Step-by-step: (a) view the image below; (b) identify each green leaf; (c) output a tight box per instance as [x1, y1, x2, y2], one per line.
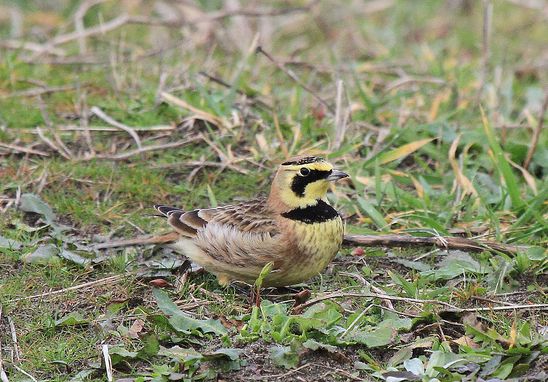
[357, 197, 388, 230]
[158, 346, 202, 363]
[205, 348, 242, 361]
[254, 261, 274, 289]
[138, 334, 160, 358]
[109, 346, 138, 365]
[422, 251, 489, 280]
[58, 249, 91, 266]
[404, 358, 425, 376]
[348, 325, 394, 348]
[54, 312, 88, 327]
[269, 345, 300, 369]
[19, 193, 56, 223]
[302, 339, 338, 353]
[22, 244, 61, 264]
[480, 108, 523, 209]
[0, 236, 22, 249]
[153, 288, 227, 336]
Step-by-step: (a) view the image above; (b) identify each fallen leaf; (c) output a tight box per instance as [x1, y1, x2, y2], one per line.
[128, 319, 145, 339]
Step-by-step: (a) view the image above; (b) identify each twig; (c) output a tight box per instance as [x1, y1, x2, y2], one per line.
[523, 89, 547, 168]
[102, 345, 113, 382]
[477, 0, 493, 101]
[54, 125, 174, 132]
[250, 364, 312, 380]
[90, 106, 142, 149]
[0, 142, 49, 157]
[7, 274, 126, 303]
[256, 46, 335, 114]
[2, 85, 78, 99]
[85, 136, 201, 161]
[292, 291, 548, 315]
[35, 126, 72, 160]
[98, 232, 520, 257]
[332, 79, 348, 150]
[292, 291, 461, 314]
[9, 365, 36, 382]
[343, 234, 520, 256]
[385, 76, 446, 92]
[7, 317, 20, 364]
[74, 0, 107, 54]
[0, 306, 8, 382]
[0, 39, 65, 56]
[93, 232, 179, 250]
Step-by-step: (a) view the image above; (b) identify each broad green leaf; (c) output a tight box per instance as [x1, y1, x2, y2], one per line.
[303, 339, 338, 353]
[0, 236, 22, 249]
[153, 288, 227, 336]
[58, 249, 91, 266]
[19, 193, 56, 223]
[138, 334, 160, 358]
[108, 346, 138, 365]
[269, 345, 299, 369]
[205, 348, 241, 361]
[421, 251, 488, 280]
[22, 244, 60, 264]
[55, 312, 88, 327]
[348, 326, 394, 348]
[158, 346, 202, 363]
[377, 138, 434, 165]
[388, 347, 413, 367]
[404, 358, 425, 376]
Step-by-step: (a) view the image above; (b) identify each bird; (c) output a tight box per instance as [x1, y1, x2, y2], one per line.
[153, 156, 348, 287]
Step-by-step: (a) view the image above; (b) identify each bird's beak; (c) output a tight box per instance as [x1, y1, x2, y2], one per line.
[326, 169, 349, 182]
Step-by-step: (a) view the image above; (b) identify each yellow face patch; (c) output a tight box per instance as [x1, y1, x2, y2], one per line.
[277, 158, 334, 208]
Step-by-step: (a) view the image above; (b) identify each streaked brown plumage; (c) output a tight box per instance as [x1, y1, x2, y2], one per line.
[154, 156, 348, 287]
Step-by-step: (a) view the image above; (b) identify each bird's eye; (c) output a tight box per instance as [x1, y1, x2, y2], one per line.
[299, 168, 310, 176]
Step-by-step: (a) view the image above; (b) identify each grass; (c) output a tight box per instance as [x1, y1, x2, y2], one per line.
[0, 0, 547, 381]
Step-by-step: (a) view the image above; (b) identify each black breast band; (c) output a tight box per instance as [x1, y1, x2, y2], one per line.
[281, 199, 339, 224]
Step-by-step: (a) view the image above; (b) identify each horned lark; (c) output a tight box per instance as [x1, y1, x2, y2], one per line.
[154, 156, 348, 287]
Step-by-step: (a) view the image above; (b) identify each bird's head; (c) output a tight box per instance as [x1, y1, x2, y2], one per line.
[269, 156, 348, 210]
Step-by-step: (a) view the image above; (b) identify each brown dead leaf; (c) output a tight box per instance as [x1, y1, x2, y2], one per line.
[128, 319, 145, 339]
[453, 335, 480, 349]
[149, 279, 171, 288]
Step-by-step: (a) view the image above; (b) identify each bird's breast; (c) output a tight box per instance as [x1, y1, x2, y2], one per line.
[278, 215, 344, 283]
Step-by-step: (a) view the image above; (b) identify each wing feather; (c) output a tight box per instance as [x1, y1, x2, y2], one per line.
[154, 198, 279, 237]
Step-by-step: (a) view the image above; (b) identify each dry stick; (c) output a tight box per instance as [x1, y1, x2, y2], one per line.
[35, 126, 72, 160]
[343, 234, 519, 256]
[86, 136, 201, 161]
[74, 0, 107, 54]
[102, 345, 113, 382]
[0, 306, 8, 382]
[477, 0, 493, 101]
[0, 142, 49, 157]
[93, 232, 180, 250]
[7, 274, 125, 303]
[0, 39, 66, 55]
[256, 46, 335, 114]
[90, 106, 142, 149]
[94, 232, 520, 256]
[55, 125, 174, 132]
[292, 291, 548, 314]
[2, 84, 78, 98]
[523, 89, 547, 169]
[7, 317, 20, 364]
